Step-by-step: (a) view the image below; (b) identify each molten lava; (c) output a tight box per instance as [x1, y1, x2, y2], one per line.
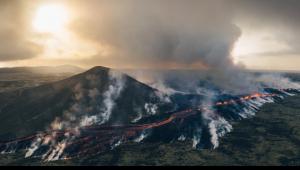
[0, 91, 288, 160]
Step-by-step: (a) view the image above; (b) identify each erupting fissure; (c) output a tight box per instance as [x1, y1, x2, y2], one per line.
[0, 90, 297, 161]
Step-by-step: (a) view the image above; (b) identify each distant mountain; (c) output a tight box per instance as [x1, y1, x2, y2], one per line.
[0, 65, 85, 93]
[0, 65, 84, 75]
[0, 66, 172, 140]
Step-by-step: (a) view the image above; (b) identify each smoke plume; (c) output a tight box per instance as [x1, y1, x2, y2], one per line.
[71, 0, 264, 92]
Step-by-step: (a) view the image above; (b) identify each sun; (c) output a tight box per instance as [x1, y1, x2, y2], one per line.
[32, 4, 70, 34]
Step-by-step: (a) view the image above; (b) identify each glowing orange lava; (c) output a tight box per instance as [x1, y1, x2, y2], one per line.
[0, 91, 284, 160]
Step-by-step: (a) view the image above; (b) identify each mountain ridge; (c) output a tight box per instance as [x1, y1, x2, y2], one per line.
[0, 65, 84, 74]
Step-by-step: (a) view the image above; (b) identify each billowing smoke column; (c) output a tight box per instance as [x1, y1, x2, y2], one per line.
[72, 0, 259, 93]
[72, 0, 300, 95]
[74, 0, 283, 94]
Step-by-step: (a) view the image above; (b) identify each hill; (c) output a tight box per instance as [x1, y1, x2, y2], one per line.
[0, 66, 170, 140]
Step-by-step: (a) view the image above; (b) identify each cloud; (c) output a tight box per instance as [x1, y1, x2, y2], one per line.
[0, 0, 42, 61]
[232, 0, 300, 56]
[1, 0, 300, 69]
[69, 0, 271, 93]
[71, 0, 240, 70]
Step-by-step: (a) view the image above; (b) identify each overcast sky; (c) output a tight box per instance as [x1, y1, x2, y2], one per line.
[0, 0, 299, 71]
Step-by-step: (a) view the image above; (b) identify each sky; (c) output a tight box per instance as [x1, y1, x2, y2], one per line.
[0, 0, 300, 71]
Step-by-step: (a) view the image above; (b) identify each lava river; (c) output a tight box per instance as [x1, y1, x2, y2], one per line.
[0, 89, 297, 161]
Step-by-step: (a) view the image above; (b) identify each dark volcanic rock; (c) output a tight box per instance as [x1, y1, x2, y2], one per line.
[0, 66, 170, 140]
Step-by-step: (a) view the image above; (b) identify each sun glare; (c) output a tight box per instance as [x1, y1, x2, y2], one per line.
[30, 3, 98, 60]
[32, 4, 69, 34]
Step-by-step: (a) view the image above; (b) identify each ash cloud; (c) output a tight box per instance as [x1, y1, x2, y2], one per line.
[72, 0, 268, 93]
[69, 0, 300, 74]
[72, 0, 300, 94]
[72, 0, 240, 69]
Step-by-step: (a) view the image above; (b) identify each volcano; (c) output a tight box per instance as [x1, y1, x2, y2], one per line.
[0, 66, 172, 140]
[0, 66, 299, 161]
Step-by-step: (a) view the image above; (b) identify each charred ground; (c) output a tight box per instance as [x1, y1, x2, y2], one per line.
[0, 67, 299, 165]
[0, 94, 299, 166]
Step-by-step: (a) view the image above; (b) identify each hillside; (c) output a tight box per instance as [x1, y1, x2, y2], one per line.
[0, 94, 299, 166]
[0, 66, 170, 140]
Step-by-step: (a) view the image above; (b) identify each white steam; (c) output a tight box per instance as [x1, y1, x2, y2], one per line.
[98, 70, 126, 124]
[257, 74, 300, 90]
[199, 89, 233, 149]
[134, 131, 150, 143]
[144, 103, 158, 115]
[178, 135, 186, 142]
[21, 69, 127, 161]
[201, 108, 233, 149]
[25, 137, 42, 158]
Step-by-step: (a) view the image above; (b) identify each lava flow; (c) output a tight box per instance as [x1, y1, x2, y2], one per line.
[215, 93, 277, 106]
[0, 90, 292, 160]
